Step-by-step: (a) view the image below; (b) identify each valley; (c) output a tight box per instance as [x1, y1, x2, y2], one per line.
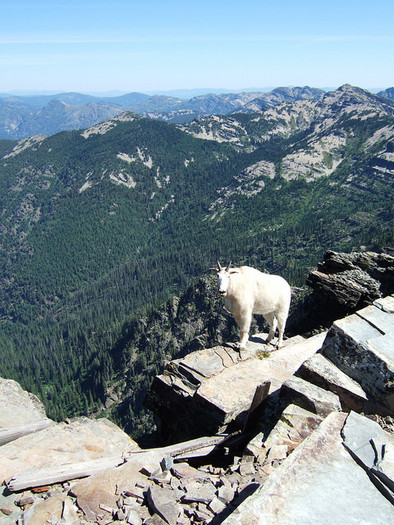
[0, 84, 392, 438]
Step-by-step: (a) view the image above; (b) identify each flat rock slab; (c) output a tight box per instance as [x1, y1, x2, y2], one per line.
[321, 299, 394, 412]
[342, 411, 394, 498]
[295, 353, 368, 412]
[149, 332, 326, 438]
[146, 333, 326, 439]
[0, 378, 47, 427]
[176, 345, 239, 380]
[374, 295, 394, 313]
[0, 417, 139, 483]
[223, 412, 394, 524]
[279, 376, 341, 417]
[199, 332, 326, 406]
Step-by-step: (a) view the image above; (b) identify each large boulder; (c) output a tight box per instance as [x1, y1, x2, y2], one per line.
[321, 296, 394, 414]
[289, 250, 394, 334]
[0, 378, 48, 427]
[145, 332, 327, 442]
[295, 352, 368, 412]
[222, 412, 394, 524]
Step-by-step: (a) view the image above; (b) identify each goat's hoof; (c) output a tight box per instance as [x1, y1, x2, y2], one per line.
[236, 342, 246, 352]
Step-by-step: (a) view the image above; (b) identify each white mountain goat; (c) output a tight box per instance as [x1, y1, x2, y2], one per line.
[215, 262, 291, 349]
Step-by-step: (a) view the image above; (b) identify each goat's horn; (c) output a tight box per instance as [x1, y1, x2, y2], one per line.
[225, 261, 232, 272]
[217, 261, 223, 271]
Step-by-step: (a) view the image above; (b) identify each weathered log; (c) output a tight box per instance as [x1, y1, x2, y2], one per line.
[0, 419, 55, 446]
[126, 434, 228, 461]
[6, 456, 124, 492]
[6, 435, 230, 492]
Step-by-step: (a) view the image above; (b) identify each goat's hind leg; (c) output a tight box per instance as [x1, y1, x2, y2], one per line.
[263, 312, 277, 345]
[276, 310, 288, 349]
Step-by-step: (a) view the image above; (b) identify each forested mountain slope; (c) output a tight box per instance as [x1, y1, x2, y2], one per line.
[0, 84, 392, 436]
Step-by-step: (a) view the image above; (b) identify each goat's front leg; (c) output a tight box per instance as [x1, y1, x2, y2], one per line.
[236, 311, 252, 349]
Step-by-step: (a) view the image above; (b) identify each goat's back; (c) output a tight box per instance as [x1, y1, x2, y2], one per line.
[229, 266, 291, 315]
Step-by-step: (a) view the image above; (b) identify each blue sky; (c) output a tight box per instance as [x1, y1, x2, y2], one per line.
[1, 0, 393, 95]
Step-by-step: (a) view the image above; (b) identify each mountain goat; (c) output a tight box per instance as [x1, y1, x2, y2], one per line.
[215, 262, 291, 349]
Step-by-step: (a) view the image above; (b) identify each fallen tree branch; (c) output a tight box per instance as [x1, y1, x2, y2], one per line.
[6, 456, 124, 492]
[0, 419, 55, 446]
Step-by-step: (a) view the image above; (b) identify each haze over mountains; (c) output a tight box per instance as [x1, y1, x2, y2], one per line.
[0, 83, 393, 432]
[1, 85, 392, 141]
[0, 85, 380, 140]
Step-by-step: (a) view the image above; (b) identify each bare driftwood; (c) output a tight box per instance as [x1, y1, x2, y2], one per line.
[6, 435, 233, 492]
[6, 456, 124, 492]
[7, 429, 252, 492]
[0, 419, 55, 446]
[124, 434, 229, 462]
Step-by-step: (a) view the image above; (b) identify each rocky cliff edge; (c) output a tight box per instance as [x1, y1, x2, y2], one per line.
[0, 251, 393, 524]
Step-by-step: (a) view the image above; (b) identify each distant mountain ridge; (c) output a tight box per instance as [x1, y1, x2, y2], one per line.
[0, 86, 327, 139]
[378, 87, 394, 102]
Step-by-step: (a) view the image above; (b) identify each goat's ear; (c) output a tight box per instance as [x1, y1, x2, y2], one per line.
[209, 267, 219, 272]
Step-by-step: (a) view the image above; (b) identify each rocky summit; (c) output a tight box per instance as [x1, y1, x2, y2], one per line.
[0, 251, 393, 524]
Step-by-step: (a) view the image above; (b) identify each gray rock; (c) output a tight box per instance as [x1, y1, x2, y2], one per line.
[145, 514, 168, 525]
[279, 376, 342, 416]
[125, 507, 143, 525]
[0, 417, 139, 484]
[0, 378, 47, 427]
[171, 462, 210, 481]
[295, 352, 368, 412]
[160, 456, 174, 472]
[146, 486, 181, 525]
[192, 504, 215, 522]
[265, 444, 288, 464]
[321, 301, 394, 412]
[124, 485, 145, 502]
[245, 404, 324, 473]
[208, 496, 227, 515]
[217, 485, 235, 504]
[21, 492, 68, 525]
[341, 411, 388, 467]
[239, 461, 256, 477]
[374, 295, 394, 313]
[0, 489, 21, 524]
[341, 411, 394, 498]
[244, 432, 265, 457]
[222, 412, 394, 524]
[306, 250, 393, 311]
[306, 267, 381, 309]
[181, 480, 216, 504]
[61, 498, 80, 523]
[370, 438, 394, 494]
[147, 332, 326, 440]
[150, 470, 172, 485]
